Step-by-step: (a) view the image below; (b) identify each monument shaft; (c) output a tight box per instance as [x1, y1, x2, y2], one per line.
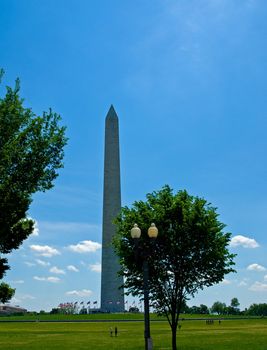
[101, 106, 124, 312]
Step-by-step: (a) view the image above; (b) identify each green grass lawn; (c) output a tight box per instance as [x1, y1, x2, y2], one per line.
[0, 312, 155, 322]
[0, 318, 266, 349]
[0, 312, 258, 322]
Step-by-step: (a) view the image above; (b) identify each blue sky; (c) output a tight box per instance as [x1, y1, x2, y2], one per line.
[1, 0, 267, 312]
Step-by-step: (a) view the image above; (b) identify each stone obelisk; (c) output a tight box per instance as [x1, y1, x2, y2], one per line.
[101, 105, 124, 312]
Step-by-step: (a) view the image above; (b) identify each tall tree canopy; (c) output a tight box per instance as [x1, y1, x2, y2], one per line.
[0, 282, 15, 304]
[247, 303, 267, 316]
[114, 185, 235, 350]
[0, 70, 67, 301]
[211, 301, 227, 315]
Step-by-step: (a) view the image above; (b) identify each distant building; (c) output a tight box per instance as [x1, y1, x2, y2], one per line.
[0, 304, 27, 315]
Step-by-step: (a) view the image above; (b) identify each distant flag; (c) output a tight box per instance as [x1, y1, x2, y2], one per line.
[116, 301, 121, 304]
[125, 300, 128, 304]
[132, 301, 135, 305]
[93, 301, 97, 305]
[80, 301, 84, 305]
[108, 301, 113, 304]
[74, 302, 78, 305]
[87, 301, 91, 305]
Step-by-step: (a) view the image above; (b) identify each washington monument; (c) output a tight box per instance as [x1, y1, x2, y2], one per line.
[100, 105, 124, 312]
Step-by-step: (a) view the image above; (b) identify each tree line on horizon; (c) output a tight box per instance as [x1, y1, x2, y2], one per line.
[3, 300, 267, 317]
[181, 298, 267, 316]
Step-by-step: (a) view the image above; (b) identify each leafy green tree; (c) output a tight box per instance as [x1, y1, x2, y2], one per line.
[189, 305, 201, 314]
[0, 282, 15, 303]
[180, 300, 190, 314]
[114, 185, 235, 350]
[180, 303, 208, 315]
[129, 306, 140, 313]
[226, 297, 240, 315]
[231, 297, 240, 309]
[0, 70, 67, 301]
[247, 303, 267, 316]
[199, 304, 209, 314]
[50, 308, 60, 314]
[211, 301, 227, 315]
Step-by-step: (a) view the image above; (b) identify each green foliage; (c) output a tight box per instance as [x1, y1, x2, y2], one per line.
[226, 297, 241, 315]
[189, 304, 210, 314]
[247, 303, 267, 316]
[50, 308, 60, 315]
[211, 301, 227, 315]
[0, 71, 67, 300]
[114, 185, 236, 349]
[231, 297, 240, 308]
[210, 298, 240, 315]
[199, 304, 210, 314]
[0, 282, 15, 303]
[128, 306, 140, 313]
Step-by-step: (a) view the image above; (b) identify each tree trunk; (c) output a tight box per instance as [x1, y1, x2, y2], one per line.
[171, 309, 178, 350]
[172, 325, 177, 350]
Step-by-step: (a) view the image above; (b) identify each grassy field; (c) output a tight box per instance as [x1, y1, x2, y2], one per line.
[0, 312, 160, 322]
[0, 312, 258, 322]
[0, 318, 266, 349]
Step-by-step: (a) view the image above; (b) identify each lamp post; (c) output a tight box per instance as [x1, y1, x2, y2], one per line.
[131, 223, 158, 350]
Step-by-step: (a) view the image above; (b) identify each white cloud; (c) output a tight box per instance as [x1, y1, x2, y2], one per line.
[238, 281, 248, 287]
[20, 294, 36, 300]
[221, 279, 231, 285]
[67, 240, 101, 254]
[67, 265, 79, 272]
[9, 280, 24, 284]
[25, 261, 36, 267]
[11, 294, 35, 304]
[249, 282, 267, 292]
[264, 275, 267, 281]
[34, 276, 45, 281]
[66, 289, 92, 297]
[33, 276, 60, 283]
[30, 245, 60, 257]
[247, 263, 266, 272]
[47, 277, 60, 283]
[238, 278, 249, 287]
[36, 259, 51, 267]
[11, 297, 21, 304]
[230, 235, 259, 248]
[32, 220, 39, 236]
[89, 263, 101, 273]
[50, 266, 65, 275]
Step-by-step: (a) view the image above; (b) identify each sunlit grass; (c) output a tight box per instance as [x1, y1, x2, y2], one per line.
[0, 318, 266, 349]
